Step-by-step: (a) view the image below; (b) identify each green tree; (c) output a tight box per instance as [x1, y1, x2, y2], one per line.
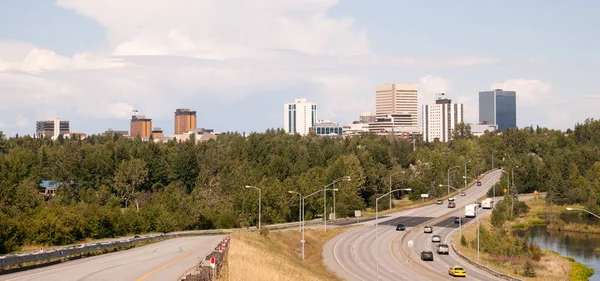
[114, 159, 148, 211]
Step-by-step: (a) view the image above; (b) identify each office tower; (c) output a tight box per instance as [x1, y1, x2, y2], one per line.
[151, 127, 164, 138]
[479, 89, 517, 131]
[423, 96, 464, 142]
[174, 108, 197, 135]
[375, 83, 418, 127]
[284, 98, 317, 136]
[36, 118, 69, 138]
[130, 115, 152, 137]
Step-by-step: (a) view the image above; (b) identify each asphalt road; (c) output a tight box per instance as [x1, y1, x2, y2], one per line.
[0, 236, 224, 281]
[323, 170, 507, 281]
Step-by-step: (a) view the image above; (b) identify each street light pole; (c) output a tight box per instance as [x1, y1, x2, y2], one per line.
[376, 188, 412, 281]
[288, 191, 302, 232]
[448, 166, 460, 197]
[566, 207, 600, 219]
[244, 185, 261, 230]
[323, 176, 351, 233]
[464, 160, 470, 193]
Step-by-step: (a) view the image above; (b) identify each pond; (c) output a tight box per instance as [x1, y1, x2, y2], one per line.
[518, 224, 600, 280]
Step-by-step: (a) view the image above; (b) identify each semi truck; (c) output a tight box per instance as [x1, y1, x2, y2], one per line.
[465, 204, 478, 218]
[482, 198, 493, 209]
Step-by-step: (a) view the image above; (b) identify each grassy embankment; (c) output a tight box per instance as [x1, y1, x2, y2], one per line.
[219, 227, 349, 281]
[453, 196, 595, 281]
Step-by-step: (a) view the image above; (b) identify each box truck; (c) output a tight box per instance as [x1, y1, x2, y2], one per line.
[465, 204, 477, 218]
[482, 198, 493, 209]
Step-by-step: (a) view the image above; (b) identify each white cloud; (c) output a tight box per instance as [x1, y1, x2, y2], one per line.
[490, 79, 553, 107]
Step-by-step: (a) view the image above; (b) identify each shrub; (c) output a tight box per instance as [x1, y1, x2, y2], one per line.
[529, 243, 542, 261]
[523, 261, 536, 277]
[461, 234, 467, 247]
[260, 226, 270, 237]
[570, 261, 594, 281]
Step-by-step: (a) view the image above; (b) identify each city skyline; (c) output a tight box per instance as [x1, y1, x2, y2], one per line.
[1, 1, 599, 137]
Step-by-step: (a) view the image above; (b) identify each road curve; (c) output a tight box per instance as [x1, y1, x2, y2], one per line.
[323, 170, 504, 281]
[0, 236, 224, 281]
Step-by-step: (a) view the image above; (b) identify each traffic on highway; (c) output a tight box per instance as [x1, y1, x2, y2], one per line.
[323, 170, 509, 281]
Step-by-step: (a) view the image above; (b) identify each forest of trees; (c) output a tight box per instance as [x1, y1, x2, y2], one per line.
[2, 118, 600, 254]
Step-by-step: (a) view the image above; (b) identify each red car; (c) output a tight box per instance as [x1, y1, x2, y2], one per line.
[448, 202, 456, 208]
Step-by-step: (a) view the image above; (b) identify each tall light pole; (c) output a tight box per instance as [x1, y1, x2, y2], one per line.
[324, 176, 350, 232]
[447, 166, 461, 197]
[566, 207, 600, 219]
[389, 171, 405, 210]
[288, 191, 302, 233]
[244, 185, 261, 230]
[463, 160, 471, 193]
[511, 166, 519, 218]
[376, 188, 412, 281]
[302, 188, 339, 260]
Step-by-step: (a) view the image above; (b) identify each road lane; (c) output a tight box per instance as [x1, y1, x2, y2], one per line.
[0, 236, 224, 281]
[324, 170, 504, 281]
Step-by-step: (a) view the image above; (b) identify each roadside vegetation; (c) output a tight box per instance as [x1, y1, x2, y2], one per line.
[3, 118, 600, 254]
[454, 196, 594, 280]
[218, 227, 346, 281]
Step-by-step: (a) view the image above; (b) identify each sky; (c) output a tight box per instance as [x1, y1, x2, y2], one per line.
[1, 0, 599, 137]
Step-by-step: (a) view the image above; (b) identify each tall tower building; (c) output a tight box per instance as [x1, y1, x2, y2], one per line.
[130, 115, 152, 137]
[375, 83, 418, 127]
[479, 89, 516, 131]
[36, 118, 70, 139]
[174, 108, 197, 135]
[423, 97, 464, 142]
[284, 98, 317, 136]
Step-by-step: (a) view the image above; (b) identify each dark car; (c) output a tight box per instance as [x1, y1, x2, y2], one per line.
[454, 216, 462, 224]
[477, 181, 482, 186]
[396, 224, 406, 231]
[448, 202, 456, 208]
[436, 199, 443, 205]
[421, 251, 434, 261]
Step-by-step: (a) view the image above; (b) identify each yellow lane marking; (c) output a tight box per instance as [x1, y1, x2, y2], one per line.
[136, 241, 210, 281]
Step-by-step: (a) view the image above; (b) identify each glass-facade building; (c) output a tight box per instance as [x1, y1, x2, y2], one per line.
[310, 121, 343, 136]
[479, 89, 516, 131]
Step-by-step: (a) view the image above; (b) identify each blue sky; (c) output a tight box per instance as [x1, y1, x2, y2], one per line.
[0, 0, 599, 137]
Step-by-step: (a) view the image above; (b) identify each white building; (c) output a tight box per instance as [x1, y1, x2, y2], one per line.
[35, 118, 70, 139]
[311, 120, 343, 136]
[375, 83, 418, 127]
[470, 123, 498, 137]
[422, 98, 463, 142]
[284, 98, 317, 136]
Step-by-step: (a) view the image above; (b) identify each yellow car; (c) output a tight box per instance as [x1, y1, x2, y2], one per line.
[448, 265, 466, 277]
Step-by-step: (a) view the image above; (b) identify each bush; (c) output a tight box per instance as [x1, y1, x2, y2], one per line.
[570, 261, 594, 281]
[260, 226, 270, 237]
[523, 260, 536, 277]
[461, 234, 467, 247]
[529, 243, 542, 261]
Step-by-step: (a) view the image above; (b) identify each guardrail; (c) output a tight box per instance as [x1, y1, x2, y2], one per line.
[180, 237, 230, 281]
[450, 242, 524, 281]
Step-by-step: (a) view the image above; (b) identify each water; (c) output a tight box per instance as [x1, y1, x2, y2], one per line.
[521, 225, 600, 280]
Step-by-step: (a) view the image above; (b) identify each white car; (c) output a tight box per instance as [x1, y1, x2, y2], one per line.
[448, 197, 455, 201]
[432, 234, 441, 242]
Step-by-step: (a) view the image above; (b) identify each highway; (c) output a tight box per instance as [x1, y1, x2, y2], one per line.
[323, 170, 505, 281]
[0, 235, 224, 281]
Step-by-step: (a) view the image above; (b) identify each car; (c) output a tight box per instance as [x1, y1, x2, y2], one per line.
[436, 199, 443, 205]
[420, 251, 434, 261]
[396, 224, 406, 231]
[424, 226, 433, 233]
[477, 181, 482, 186]
[449, 265, 467, 277]
[448, 202, 456, 208]
[448, 197, 455, 201]
[432, 234, 441, 242]
[454, 216, 462, 224]
[437, 243, 449, 254]
[459, 192, 466, 196]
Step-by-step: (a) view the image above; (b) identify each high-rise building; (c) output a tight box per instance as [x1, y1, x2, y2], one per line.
[36, 118, 69, 139]
[375, 83, 418, 127]
[423, 97, 464, 142]
[130, 115, 152, 137]
[174, 108, 197, 135]
[479, 89, 517, 131]
[151, 127, 164, 138]
[284, 98, 317, 136]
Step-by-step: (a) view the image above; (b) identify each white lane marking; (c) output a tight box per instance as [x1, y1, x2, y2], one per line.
[333, 228, 366, 281]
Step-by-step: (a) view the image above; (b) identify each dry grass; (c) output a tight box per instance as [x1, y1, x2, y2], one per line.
[453, 213, 571, 281]
[219, 227, 348, 281]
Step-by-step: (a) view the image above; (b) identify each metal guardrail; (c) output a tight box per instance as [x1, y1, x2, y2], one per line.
[450, 242, 524, 281]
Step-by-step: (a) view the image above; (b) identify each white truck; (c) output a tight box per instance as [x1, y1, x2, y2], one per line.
[482, 198, 493, 209]
[465, 204, 478, 218]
